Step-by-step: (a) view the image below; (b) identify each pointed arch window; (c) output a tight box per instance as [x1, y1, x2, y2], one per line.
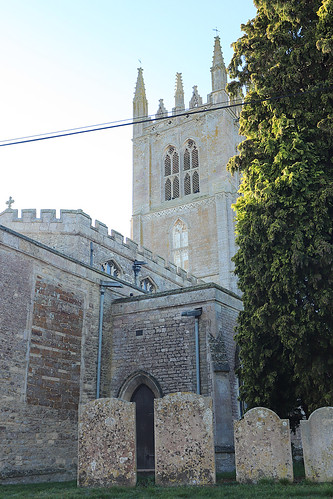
[172, 219, 189, 271]
[164, 146, 180, 201]
[140, 276, 157, 293]
[101, 259, 122, 277]
[183, 139, 200, 195]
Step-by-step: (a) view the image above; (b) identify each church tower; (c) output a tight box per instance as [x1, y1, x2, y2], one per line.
[131, 37, 241, 293]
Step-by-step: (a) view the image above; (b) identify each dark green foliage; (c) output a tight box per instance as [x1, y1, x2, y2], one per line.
[227, 0, 333, 420]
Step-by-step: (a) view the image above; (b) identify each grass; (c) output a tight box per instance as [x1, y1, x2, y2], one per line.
[1, 471, 332, 499]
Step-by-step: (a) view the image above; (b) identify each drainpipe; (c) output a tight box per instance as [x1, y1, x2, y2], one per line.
[181, 308, 203, 394]
[96, 280, 123, 399]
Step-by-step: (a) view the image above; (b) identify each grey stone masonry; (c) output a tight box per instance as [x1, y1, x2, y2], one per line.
[154, 393, 215, 486]
[0, 209, 201, 292]
[0, 225, 139, 483]
[234, 408, 293, 483]
[104, 283, 242, 472]
[78, 398, 136, 487]
[301, 407, 333, 482]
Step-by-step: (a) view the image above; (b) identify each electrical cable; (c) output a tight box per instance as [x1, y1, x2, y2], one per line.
[0, 84, 331, 147]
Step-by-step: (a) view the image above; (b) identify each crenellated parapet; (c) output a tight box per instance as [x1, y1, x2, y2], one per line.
[0, 208, 202, 291]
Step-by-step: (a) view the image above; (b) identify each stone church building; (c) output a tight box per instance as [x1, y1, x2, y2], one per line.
[0, 37, 243, 483]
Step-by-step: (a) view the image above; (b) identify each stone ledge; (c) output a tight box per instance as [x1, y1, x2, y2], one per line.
[113, 281, 242, 304]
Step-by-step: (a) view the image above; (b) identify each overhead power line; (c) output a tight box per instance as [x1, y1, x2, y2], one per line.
[0, 85, 331, 148]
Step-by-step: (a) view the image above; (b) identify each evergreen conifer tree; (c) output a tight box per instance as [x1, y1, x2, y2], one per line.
[227, 0, 333, 420]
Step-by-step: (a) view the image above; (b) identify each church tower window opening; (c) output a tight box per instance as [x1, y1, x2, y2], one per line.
[183, 140, 200, 195]
[172, 219, 189, 271]
[164, 146, 180, 201]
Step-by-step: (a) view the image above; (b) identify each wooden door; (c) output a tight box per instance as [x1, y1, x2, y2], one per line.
[131, 384, 155, 471]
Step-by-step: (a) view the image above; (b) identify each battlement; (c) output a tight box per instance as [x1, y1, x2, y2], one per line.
[0, 209, 201, 288]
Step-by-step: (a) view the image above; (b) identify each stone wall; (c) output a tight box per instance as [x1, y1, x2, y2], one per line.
[0, 225, 138, 483]
[0, 224, 242, 481]
[132, 109, 240, 293]
[106, 284, 242, 471]
[0, 209, 201, 292]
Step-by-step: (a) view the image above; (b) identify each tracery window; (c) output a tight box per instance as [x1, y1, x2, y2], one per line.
[164, 146, 180, 201]
[183, 139, 200, 195]
[101, 259, 122, 278]
[140, 277, 156, 293]
[172, 219, 189, 271]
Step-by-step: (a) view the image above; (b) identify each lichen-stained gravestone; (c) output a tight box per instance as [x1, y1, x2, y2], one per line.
[301, 407, 333, 482]
[154, 392, 216, 486]
[234, 407, 293, 483]
[78, 398, 136, 487]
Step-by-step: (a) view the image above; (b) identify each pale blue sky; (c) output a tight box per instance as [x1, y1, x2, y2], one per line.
[0, 0, 256, 237]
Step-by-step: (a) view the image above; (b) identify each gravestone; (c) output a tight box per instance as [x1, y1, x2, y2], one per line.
[78, 398, 136, 487]
[154, 392, 216, 486]
[301, 407, 333, 482]
[234, 407, 293, 483]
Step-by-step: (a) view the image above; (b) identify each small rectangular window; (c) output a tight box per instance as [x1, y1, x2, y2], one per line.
[136, 329, 143, 336]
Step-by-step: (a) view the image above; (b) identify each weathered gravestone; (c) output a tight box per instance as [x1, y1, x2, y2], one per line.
[234, 407, 293, 483]
[154, 392, 216, 486]
[78, 398, 136, 487]
[301, 407, 333, 482]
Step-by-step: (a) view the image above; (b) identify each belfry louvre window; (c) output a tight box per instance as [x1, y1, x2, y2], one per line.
[183, 139, 200, 195]
[184, 173, 191, 195]
[164, 146, 180, 201]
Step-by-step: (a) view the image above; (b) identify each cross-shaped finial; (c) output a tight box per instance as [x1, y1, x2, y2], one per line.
[213, 27, 219, 36]
[6, 196, 15, 209]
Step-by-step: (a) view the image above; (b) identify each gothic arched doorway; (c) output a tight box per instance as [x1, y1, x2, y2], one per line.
[117, 371, 163, 472]
[131, 384, 155, 471]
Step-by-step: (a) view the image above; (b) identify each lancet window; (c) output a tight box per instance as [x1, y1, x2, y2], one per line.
[101, 259, 122, 278]
[183, 139, 200, 195]
[164, 146, 180, 201]
[172, 219, 189, 271]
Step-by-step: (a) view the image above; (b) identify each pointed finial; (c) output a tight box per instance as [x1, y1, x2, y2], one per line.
[6, 196, 15, 209]
[212, 34, 224, 66]
[173, 72, 185, 113]
[133, 67, 148, 122]
[213, 27, 219, 36]
[134, 67, 148, 104]
[189, 86, 203, 108]
[156, 98, 168, 118]
[210, 35, 227, 93]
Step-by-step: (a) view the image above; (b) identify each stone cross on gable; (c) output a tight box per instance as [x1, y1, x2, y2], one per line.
[6, 196, 15, 209]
